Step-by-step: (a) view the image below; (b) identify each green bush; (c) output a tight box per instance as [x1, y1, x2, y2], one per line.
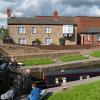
[59, 37, 65, 45]
[3, 29, 10, 38]
[35, 38, 42, 45]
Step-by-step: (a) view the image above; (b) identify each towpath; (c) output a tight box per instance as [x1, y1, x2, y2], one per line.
[46, 76, 100, 93]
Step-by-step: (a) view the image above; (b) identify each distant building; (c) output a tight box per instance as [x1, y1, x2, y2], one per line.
[7, 9, 100, 46]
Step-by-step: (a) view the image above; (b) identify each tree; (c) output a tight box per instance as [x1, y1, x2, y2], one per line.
[3, 29, 10, 39]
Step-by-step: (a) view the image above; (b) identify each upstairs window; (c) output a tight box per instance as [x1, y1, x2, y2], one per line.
[63, 25, 74, 34]
[45, 27, 51, 33]
[32, 27, 36, 33]
[18, 26, 25, 34]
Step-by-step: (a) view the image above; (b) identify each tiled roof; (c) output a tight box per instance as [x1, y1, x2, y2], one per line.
[81, 27, 100, 34]
[8, 17, 75, 25]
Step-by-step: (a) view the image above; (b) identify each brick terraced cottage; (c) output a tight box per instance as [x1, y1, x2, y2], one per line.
[7, 9, 100, 46]
[8, 9, 77, 45]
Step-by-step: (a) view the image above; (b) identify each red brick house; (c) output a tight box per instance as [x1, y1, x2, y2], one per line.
[75, 16, 100, 46]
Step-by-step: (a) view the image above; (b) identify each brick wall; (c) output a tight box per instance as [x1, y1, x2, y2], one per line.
[75, 16, 100, 45]
[35, 44, 91, 50]
[75, 16, 100, 33]
[83, 34, 100, 46]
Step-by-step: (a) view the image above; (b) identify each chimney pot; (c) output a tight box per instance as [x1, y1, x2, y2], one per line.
[7, 8, 11, 18]
[54, 10, 59, 20]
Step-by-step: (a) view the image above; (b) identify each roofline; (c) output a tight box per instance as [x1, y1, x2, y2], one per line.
[75, 16, 100, 18]
[81, 32, 100, 34]
[8, 23, 77, 25]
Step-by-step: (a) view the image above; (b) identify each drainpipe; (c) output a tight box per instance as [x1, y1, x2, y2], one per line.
[92, 34, 94, 48]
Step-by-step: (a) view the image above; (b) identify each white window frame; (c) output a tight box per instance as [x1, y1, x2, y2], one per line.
[32, 27, 36, 33]
[45, 37, 52, 45]
[55, 77, 66, 84]
[80, 75, 90, 80]
[68, 25, 74, 33]
[18, 26, 25, 34]
[97, 34, 100, 41]
[63, 25, 74, 34]
[19, 38, 26, 45]
[45, 27, 51, 33]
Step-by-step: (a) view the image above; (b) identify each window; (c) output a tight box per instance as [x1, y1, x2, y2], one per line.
[45, 37, 52, 45]
[45, 27, 51, 33]
[87, 34, 90, 41]
[19, 38, 26, 44]
[32, 27, 36, 33]
[63, 25, 74, 34]
[80, 75, 90, 80]
[18, 26, 25, 34]
[68, 25, 74, 33]
[55, 77, 66, 84]
[97, 34, 100, 41]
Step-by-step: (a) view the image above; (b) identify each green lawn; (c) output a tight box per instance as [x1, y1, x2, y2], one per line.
[90, 51, 100, 57]
[48, 81, 100, 100]
[21, 58, 54, 66]
[59, 54, 87, 62]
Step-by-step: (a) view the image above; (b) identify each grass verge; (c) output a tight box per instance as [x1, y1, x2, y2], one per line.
[59, 54, 87, 62]
[90, 50, 100, 57]
[21, 58, 54, 66]
[48, 81, 100, 100]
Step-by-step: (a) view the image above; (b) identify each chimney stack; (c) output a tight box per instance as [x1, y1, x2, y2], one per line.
[7, 8, 11, 18]
[53, 10, 59, 20]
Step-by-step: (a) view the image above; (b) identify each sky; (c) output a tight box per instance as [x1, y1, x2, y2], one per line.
[1, 0, 100, 28]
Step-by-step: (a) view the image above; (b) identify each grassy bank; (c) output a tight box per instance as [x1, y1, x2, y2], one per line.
[20, 54, 87, 66]
[90, 50, 100, 57]
[59, 54, 87, 62]
[48, 81, 100, 100]
[21, 58, 54, 66]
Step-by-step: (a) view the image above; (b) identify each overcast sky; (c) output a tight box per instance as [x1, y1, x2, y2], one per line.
[1, 0, 100, 28]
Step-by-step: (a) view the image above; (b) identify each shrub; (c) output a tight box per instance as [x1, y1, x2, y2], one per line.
[35, 38, 42, 45]
[59, 37, 65, 45]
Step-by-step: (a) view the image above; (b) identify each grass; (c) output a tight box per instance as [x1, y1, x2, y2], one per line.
[21, 58, 54, 66]
[48, 81, 100, 100]
[59, 54, 87, 62]
[20, 54, 87, 66]
[90, 50, 100, 57]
